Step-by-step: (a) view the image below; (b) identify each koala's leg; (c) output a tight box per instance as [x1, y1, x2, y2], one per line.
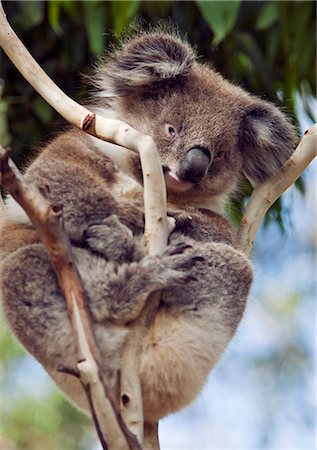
[76, 242, 203, 325]
[0, 239, 157, 363]
[140, 240, 253, 423]
[84, 215, 146, 263]
[0, 243, 125, 413]
[0, 243, 76, 370]
[0, 240, 201, 352]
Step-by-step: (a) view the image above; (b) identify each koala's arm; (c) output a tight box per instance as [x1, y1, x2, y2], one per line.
[83, 208, 248, 332]
[23, 130, 144, 243]
[0, 233, 199, 368]
[165, 235, 252, 320]
[83, 215, 145, 263]
[165, 208, 251, 330]
[169, 208, 235, 245]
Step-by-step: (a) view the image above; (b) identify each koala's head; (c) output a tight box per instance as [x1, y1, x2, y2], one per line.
[94, 32, 297, 210]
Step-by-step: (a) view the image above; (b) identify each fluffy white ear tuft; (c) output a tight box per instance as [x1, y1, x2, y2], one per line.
[94, 32, 196, 97]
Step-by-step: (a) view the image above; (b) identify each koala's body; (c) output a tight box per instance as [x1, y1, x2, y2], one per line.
[0, 32, 296, 423]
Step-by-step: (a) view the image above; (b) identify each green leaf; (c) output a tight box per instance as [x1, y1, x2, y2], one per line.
[237, 32, 276, 97]
[61, 0, 81, 21]
[196, 0, 241, 44]
[236, 51, 253, 73]
[83, 2, 106, 56]
[110, 1, 141, 35]
[294, 177, 305, 195]
[48, 1, 63, 35]
[256, 2, 279, 31]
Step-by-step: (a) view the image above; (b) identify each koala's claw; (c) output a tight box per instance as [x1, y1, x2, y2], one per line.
[185, 274, 198, 283]
[163, 242, 192, 256]
[191, 256, 205, 263]
[175, 255, 205, 271]
[147, 245, 203, 290]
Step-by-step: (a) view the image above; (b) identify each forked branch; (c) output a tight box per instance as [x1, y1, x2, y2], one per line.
[0, 146, 141, 450]
[0, 2, 316, 450]
[0, 1, 169, 447]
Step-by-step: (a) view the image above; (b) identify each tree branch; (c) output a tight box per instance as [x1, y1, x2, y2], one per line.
[0, 191, 5, 228]
[237, 124, 317, 255]
[1, 2, 316, 449]
[0, 146, 142, 450]
[0, 0, 147, 181]
[0, 1, 168, 447]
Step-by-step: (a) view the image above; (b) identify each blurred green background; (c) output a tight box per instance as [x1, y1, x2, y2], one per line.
[0, 1, 316, 449]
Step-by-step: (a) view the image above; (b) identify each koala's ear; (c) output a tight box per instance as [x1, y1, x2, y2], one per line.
[238, 101, 297, 185]
[95, 33, 196, 96]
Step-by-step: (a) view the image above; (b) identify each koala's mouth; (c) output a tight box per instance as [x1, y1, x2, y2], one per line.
[163, 167, 193, 193]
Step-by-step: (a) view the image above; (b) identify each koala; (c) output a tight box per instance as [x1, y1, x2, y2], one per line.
[0, 31, 296, 425]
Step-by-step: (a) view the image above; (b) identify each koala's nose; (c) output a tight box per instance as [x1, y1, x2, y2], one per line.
[178, 147, 213, 184]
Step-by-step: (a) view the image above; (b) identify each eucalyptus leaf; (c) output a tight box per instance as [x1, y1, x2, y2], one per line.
[83, 1, 106, 56]
[48, 1, 62, 35]
[62, 0, 81, 21]
[256, 2, 279, 31]
[294, 177, 305, 195]
[110, 1, 141, 35]
[196, 0, 241, 44]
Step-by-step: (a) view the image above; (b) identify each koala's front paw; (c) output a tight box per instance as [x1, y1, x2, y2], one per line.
[84, 215, 136, 263]
[146, 243, 204, 289]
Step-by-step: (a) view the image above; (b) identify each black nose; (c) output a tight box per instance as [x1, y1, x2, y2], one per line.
[178, 147, 213, 184]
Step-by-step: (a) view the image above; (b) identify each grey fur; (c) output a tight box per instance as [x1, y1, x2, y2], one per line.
[94, 32, 195, 97]
[0, 31, 296, 423]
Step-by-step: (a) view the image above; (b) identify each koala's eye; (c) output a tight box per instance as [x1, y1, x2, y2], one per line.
[165, 124, 177, 139]
[215, 150, 225, 159]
